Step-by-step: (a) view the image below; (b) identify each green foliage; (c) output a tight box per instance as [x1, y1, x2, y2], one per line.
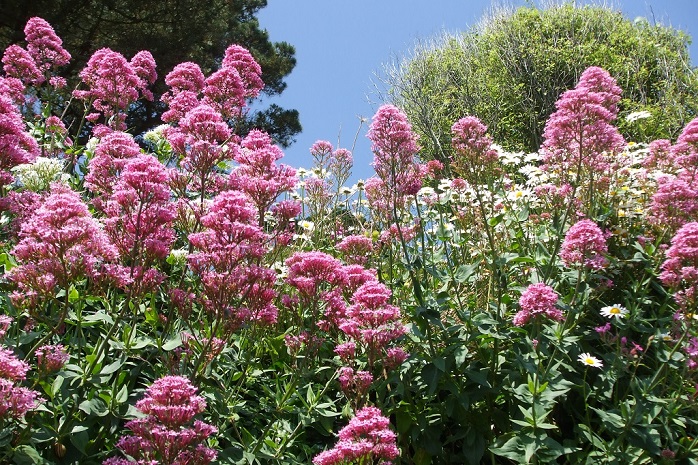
[383, 2, 698, 164]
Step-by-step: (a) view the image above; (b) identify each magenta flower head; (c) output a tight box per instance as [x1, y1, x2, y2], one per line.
[286, 251, 348, 298]
[451, 116, 499, 180]
[660, 222, 698, 311]
[313, 406, 399, 465]
[0, 89, 39, 185]
[559, 219, 608, 270]
[23, 17, 71, 72]
[336, 235, 374, 266]
[85, 131, 142, 204]
[2, 45, 43, 86]
[8, 184, 118, 309]
[188, 191, 278, 329]
[105, 376, 218, 465]
[367, 104, 423, 202]
[229, 129, 297, 219]
[73, 48, 140, 130]
[35, 344, 69, 373]
[161, 62, 205, 123]
[102, 154, 175, 296]
[649, 176, 698, 232]
[513, 283, 563, 326]
[541, 66, 625, 181]
[130, 51, 157, 101]
[221, 44, 264, 99]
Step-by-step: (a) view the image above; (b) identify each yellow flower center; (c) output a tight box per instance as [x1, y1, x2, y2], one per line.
[610, 307, 621, 314]
[584, 358, 594, 365]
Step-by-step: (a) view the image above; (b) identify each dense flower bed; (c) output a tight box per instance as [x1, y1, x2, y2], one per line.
[0, 16, 697, 465]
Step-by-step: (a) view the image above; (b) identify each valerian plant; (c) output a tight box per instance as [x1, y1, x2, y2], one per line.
[0, 14, 697, 465]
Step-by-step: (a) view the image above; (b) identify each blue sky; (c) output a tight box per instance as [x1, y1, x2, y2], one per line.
[257, 1, 698, 182]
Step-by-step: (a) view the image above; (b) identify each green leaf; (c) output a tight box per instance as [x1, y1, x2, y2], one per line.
[162, 336, 182, 351]
[11, 445, 46, 465]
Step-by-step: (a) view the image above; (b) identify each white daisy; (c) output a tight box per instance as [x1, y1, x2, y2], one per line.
[578, 353, 603, 368]
[600, 304, 629, 319]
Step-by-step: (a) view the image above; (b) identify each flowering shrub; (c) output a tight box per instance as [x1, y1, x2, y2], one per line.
[0, 15, 697, 465]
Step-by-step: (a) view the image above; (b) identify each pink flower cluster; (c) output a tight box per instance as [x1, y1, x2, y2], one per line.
[541, 66, 625, 182]
[9, 184, 118, 309]
[684, 337, 698, 370]
[659, 222, 698, 311]
[339, 281, 408, 369]
[162, 44, 263, 123]
[0, 347, 41, 418]
[188, 191, 278, 331]
[648, 118, 698, 230]
[513, 283, 563, 326]
[85, 131, 142, 209]
[336, 235, 374, 266]
[35, 344, 69, 373]
[313, 406, 399, 465]
[102, 154, 176, 296]
[73, 48, 156, 130]
[104, 376, 217, 465]
[166, 103, 232, 196]
[285, 251, 349, 330]
[451, 116, 499, 181]
[1, 17, 70, 87]
[0, 84, 39, 185]
[366, 105, 424, 214]
[559, 219, 608, 270]
[228, 129, 297, 220]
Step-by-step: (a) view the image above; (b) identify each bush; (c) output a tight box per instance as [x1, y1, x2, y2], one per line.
[381, 2, 698, 167]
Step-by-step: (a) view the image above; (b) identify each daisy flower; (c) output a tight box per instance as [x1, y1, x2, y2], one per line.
[578, 353, 603, 368]
[600, 304, 629, 319]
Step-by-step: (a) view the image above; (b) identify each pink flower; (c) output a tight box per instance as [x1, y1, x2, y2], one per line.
[513, 283, 562, 326]
[9, 184, 118, 309]
[73, 48, 141, 130]
[0, 379, 41, 418]
[130, 51, 157, 101]
[0, 89, 39, 184]
[366, 105, 424, 213]
[85, 131, 142, 205]
[0, 316, 12, 339]
[188, 191, 277, 329]
[105, 376, 217, 465]
[35, 344, 69, 373]
[2, 44, 43, 85]
[221, 45, 264, 99]
[166, 103, 232, 195]
[559, 219, 608, 270]
[228, 129, 297, 219]
[339, 281, 407, 368]
[23, 17, 71, 72]
[202, 67, 247, 119]
[541, 66, 625, 182]
[337, 367, 373, 397]
[102, 154, 175, 296]
[660, 222, 698, 311]
[451, 116, 499, 179]
[0, 348, 30, 381]
[286, 251, 348, 298]
[649, 176, 698, 231]
[313, 406, 399, 465]
[336, 235, 374, 265]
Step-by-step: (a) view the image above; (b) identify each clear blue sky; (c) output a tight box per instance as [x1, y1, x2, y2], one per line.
[257, 1, 698, 182]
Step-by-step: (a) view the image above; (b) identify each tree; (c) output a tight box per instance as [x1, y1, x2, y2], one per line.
[0, 0, 301, 146]
[380, 2, 698, 165]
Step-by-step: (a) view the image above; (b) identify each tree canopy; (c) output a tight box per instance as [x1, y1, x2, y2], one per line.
[381, 2, 698, 164]
[0, 0, 301, 146]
